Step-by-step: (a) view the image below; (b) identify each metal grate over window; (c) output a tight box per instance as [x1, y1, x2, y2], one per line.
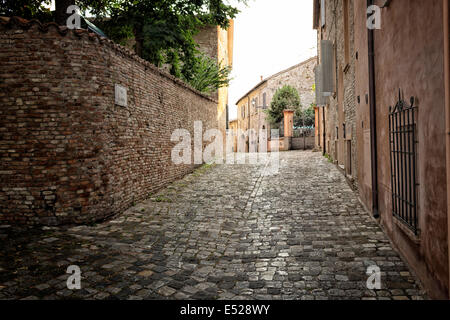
[389, 92, 419, 234]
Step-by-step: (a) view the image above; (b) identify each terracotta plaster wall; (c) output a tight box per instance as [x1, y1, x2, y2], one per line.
[355, 0, 448, 298]
[354, 0, 373, 211]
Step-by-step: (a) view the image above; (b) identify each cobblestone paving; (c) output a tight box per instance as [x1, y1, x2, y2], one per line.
[0, 151, 427, 300]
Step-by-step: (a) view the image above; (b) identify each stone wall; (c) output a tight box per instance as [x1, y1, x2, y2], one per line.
[194, 23, 233, 144]
[317, 0, 357, 188]
[235, 57, 316, 152]
[265, 57, 317, 112]
[292, 137, 315, 150]
[0, 17, 218, 226]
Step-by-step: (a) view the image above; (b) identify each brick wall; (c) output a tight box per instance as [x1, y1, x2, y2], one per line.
[0, 17, 218, 226]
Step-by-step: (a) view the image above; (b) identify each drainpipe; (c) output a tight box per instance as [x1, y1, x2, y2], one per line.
[323, 107, 326, 156]
[248, 97, 251, 152]
[248, 97, 251, 130]
[443, 0, 450, 299]
[368, 0, 379, 218]
[226, 104, 229, 130]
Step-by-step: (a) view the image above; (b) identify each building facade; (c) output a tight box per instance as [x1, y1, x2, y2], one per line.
[228, 119, 238, 152]
[314, 0, 357, 187]
[234, 57, 317, 152]
[194, 21, 234, 138]
[314, 0, 450, 299]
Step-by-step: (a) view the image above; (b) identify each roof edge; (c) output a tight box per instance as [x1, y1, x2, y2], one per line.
[235, 56, 317, 105]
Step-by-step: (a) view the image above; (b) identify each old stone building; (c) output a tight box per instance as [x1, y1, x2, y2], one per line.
[313, 0, 357, 187]
[228, 119, 238, 152]
[314, 0, 450, 299]
[234, 57, 316, 152]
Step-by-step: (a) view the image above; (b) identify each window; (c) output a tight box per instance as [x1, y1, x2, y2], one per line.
[334, 42, 338, 95]
[263, 93, 267, 109]
[320, 40, 334, 95]
[346, 140, 352, 176]
[389, 96, 419, 234]
[343, 0, 350, 68]
[321, 0, 326, 27]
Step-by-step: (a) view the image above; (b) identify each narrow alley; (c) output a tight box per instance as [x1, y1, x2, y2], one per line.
[0, 151, 426, 300]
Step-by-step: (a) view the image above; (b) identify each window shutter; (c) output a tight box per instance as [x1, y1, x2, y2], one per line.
[320, 40, 334, 95]
[321, 0, 326, 27]
[315, 64, 328, 106]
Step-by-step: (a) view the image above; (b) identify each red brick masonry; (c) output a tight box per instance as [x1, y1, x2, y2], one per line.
[0, 17, 218, 226]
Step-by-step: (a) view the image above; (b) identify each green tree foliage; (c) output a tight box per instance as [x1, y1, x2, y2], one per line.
[0, 0, 52, 21]
[294, 104, 315, 128]
[0, 0, 109, 23]
[1, 0, 243, 93]
[99, 0, 244, 87]
[184, 54, 232, 94]
[265, 85, 301, 125]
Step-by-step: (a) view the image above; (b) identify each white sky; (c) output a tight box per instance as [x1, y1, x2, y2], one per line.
[228, 0, 317, 120]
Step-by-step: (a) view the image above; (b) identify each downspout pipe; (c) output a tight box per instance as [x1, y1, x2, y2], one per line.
[226, 104, 229, 130]
[323, 107, 326, 156]
[443, 0, 450, 299]
[368, 0, 380, 219]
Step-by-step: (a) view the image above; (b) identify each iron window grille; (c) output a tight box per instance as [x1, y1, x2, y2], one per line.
[389, 91, 419, 234]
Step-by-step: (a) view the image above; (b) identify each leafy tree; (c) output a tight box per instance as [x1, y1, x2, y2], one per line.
[1, 0, 242, 93]
[0, 0, 52, 21]
[184, 53, 232, 94]
[0, 0, 116, 23]
[99, 1, 244, 83]
[265, 85, 301, 125]
[294, 105, 315, 128]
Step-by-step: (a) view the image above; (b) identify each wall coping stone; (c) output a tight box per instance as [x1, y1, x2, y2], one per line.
[0, 16, 218, 104]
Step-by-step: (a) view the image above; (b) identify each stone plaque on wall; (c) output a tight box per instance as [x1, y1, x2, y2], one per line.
[115, 84, 127, 107]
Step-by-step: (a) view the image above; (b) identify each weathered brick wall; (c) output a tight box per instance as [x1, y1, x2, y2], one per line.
[0, 17, 218, 226]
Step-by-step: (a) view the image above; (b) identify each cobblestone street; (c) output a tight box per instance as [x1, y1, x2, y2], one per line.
[0, 151, 427, 300]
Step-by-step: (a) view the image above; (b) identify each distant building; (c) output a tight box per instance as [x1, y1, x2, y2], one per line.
[233, 57, 317, 152]
[194, 21, 234, 138]
[313, 0, 357, 185]
[228, 119, 238, 152]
